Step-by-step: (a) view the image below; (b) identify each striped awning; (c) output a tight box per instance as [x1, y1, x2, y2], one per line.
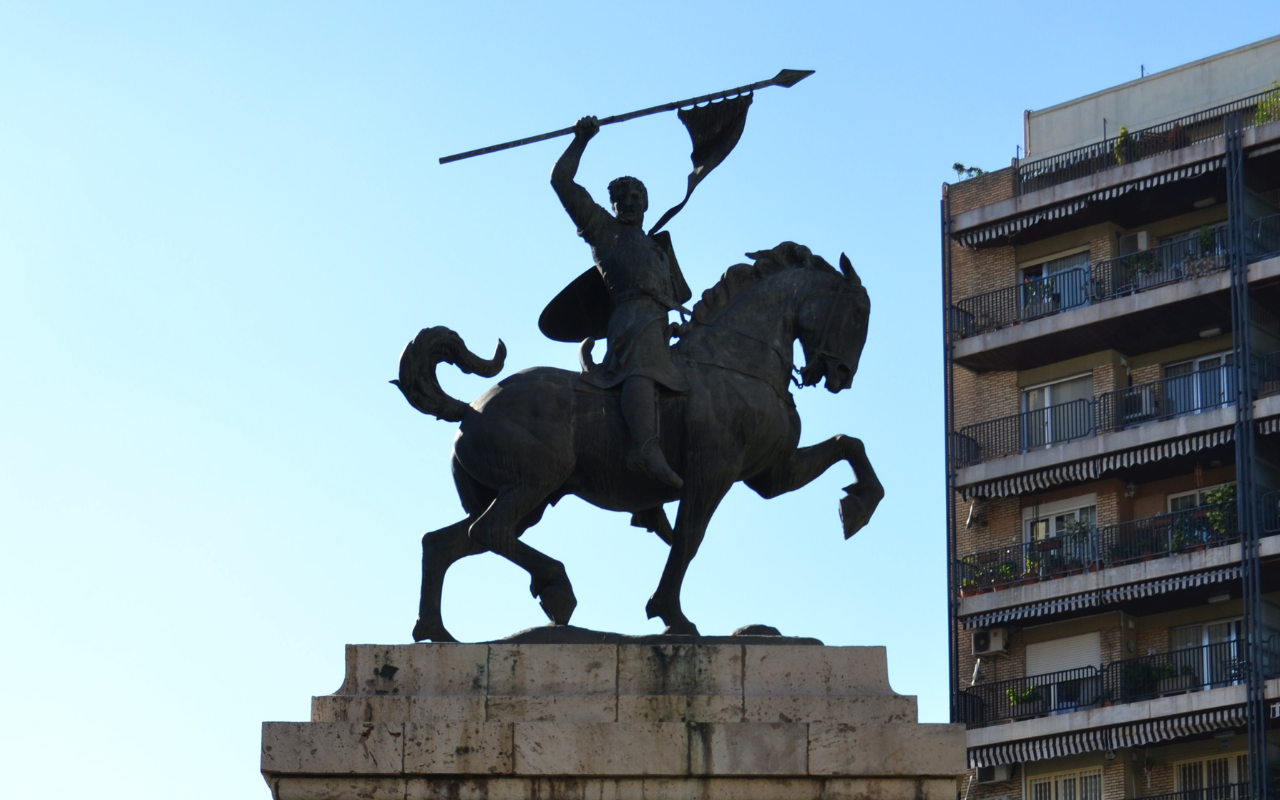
[960, 566, 1241, 630]
[955, 158, 1224, 247]
[960, 428, 1235, 500]
[969, 705, 1244, 768]
[1260, 417, 1280, 436]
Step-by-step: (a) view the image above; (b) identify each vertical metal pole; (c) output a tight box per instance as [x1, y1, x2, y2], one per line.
[942, 186, 959, 724]
[1226, 111, 1266, 800]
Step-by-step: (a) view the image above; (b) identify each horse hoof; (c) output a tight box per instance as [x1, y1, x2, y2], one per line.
[412, 618, 458, 643]
[538, 585, 577, 626]
[663, 621, 701, 637]
[840, 487, 880, 539]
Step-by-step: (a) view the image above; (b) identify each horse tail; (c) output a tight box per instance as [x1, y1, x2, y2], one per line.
[392, 326, 506, 422]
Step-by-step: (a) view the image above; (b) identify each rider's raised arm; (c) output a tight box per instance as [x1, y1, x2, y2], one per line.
[551, 116, 609, 234]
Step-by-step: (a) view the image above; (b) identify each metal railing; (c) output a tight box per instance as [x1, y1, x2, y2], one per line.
[1096, 503, 1239, 566]
[957, 530, 1094, 592]
[952, 226, 1229, 338]
[1254, 213, 1280, 262]
[1140, 783, 1250, 800]
[953, 398, 1093, 466]
[959, 641, 1268, 728]
[1090, 226, 1230, 300]
[1095, 363, 1237, 433]
[1016, 88, 1277, 195]
[958, 666, 1102, 726]
[1261, 490, 1280, 534]
[1102, 641, 1245, 703]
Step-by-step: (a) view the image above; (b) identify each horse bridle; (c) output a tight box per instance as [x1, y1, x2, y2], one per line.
[795, 279, 855, 389]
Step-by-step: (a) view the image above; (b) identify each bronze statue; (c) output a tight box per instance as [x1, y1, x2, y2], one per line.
[397, 72, 880, 641]
[549, 116, 690, 488]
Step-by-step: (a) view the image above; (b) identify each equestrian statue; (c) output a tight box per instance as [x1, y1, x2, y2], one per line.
[398, 78, 882, 641]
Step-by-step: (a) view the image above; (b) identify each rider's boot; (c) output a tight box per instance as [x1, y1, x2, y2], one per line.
[622, 377, 683, 490]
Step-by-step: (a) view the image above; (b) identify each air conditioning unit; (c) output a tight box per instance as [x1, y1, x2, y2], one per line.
[972, 628, 1009, 656]
[978, 765, 1014, 784]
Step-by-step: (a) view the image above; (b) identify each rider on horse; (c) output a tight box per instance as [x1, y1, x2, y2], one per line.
[550, 115, 689, 489]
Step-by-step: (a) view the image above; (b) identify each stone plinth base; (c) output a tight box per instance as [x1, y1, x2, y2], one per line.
[261, 642, 964, 800]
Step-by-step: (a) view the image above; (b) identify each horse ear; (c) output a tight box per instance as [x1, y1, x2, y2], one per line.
[839, 253, 861, 286]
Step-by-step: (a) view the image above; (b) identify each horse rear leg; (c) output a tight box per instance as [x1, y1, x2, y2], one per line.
[645, 470, 735, 635]
[413, 518, 485, 643]
[469, 484, 578, 625]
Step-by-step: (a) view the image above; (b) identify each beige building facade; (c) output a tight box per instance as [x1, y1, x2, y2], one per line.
[944, 38, 1280, 800]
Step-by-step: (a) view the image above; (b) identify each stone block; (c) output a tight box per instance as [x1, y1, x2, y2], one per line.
[489, 644, 617, 697]
[312, 694, 411, 723]
[348, 644, 490, 696]
[743, 694, 917, 724]
[616, 694, 742, 723]
[743, 646, 892, 696]
[271, 777, 407, 800]
[411, 695, 488, 724]
[687, 723, 807, 776]
[807, 722, 967, 776]
[513, 722, 688, 776]
[639, 778, 821, 800]
[404, 721, 512, 775]
[820, 778, 959, 800]
[617, 644, 743, 697]
[262, 722, 404, 775]
[487, 694, 618, 723]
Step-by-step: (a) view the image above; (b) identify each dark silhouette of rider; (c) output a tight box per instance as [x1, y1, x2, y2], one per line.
[551, 115, 687, 489]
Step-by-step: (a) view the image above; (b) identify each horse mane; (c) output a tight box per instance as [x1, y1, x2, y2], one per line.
[690, 241, 843, 325]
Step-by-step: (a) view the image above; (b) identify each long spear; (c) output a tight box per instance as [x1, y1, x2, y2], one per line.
[438, 68, 814, 165]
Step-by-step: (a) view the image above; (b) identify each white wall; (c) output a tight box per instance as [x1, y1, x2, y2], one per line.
[1026, 35, 1280, 158]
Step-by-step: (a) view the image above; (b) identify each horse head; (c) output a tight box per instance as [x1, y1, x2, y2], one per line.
[791, 251, 870, 393]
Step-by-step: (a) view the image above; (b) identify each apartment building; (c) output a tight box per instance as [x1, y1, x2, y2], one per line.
[943, 36, 1280, 800]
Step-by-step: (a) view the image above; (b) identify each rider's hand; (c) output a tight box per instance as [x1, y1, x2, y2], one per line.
[575, 115, 599, 141]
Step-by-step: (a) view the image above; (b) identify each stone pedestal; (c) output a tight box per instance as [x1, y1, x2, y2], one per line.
[261, 642, 965, 800]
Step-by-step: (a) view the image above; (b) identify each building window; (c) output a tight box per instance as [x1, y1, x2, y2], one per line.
[1176, 754, 1248, 797]
[1164, 352, 1234, 416]
[1028, 768, 1102, 800]
[1023, 374, 1094, 448]
[1169, 619, 1242, 689]
[1168, 483, 1234, 512]
[1023, 495, 1097, 574]
[1021, 251, 1092, 316]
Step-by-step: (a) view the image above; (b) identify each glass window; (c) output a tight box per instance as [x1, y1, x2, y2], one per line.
[1177, 755, 1247, 795]
[1169, 619, 1243, 688]
[1021, 251, 1092, 317]
[1029, 769, 1102, 800]
[1023, 374, 1094, 448]
[1164, 352, 1235, 416]
[1168, 483, 1234, 512]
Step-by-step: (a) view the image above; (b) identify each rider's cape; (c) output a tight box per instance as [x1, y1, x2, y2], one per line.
[538, 230, 692, 343]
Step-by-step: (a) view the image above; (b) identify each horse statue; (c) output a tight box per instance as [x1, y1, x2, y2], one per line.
[394, 241, 882, 641]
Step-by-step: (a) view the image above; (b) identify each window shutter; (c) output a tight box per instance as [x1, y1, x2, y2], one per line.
[1026, 632, 1102, 675]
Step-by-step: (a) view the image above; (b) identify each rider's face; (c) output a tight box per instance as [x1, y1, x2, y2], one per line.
[612, 185, 647, 226]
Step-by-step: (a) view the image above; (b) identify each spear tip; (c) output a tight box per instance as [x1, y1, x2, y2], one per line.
[772, 69, 816, 88]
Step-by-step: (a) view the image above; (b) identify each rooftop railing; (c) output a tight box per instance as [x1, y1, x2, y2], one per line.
[951, 226, 1229, 338]
[1015, 88, 1278, 196]
[959, 641, 1274, 728]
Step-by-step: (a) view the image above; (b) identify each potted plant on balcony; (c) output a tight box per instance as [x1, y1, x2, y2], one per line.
[1156, 662, 1199, 695]
[1206, 484, 1238, 542]
[1185, 226, 1223, 276]
[993, 561, 1017, 590]
[1006, 685, 1042, 717]
[960, 577, 980, 598]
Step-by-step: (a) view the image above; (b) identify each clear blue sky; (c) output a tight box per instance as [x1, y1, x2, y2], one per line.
[1, 2, 1275, 796]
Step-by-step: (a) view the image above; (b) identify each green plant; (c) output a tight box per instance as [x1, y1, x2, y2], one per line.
[953, 162, 987, 180]
[996, 561, 1017, 581]
[1255, 80, 1280, 126]
[1198, 225, 1215, 253]
[1024, 557, 1041, 575]
[1113, 126, 1133, 165]
[1006, 685, 1041, 706]
[1206, 483, 1238, 536]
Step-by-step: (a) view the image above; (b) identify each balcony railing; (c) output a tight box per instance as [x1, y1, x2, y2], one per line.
[960, 666, 1102, 726]
[1095, 363, 1237, 433]
[1096, 503, 1238, 566]
[1015, 87, 1277, 195]
[1261, 490, 1280, 534]
[951, 226, 1229, 338]
[959, 642, 1271, 728]
[951, 398, 1094, 467]
[957, 530, 1094, 593]
[957, 501, 1236, 594]
[1140, 784, 1250, 800]
[1255, 213, 1280, 262]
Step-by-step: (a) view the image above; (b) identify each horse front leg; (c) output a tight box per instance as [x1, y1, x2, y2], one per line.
[745, 434, 883, 539]
[645, 471, 734, 636]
